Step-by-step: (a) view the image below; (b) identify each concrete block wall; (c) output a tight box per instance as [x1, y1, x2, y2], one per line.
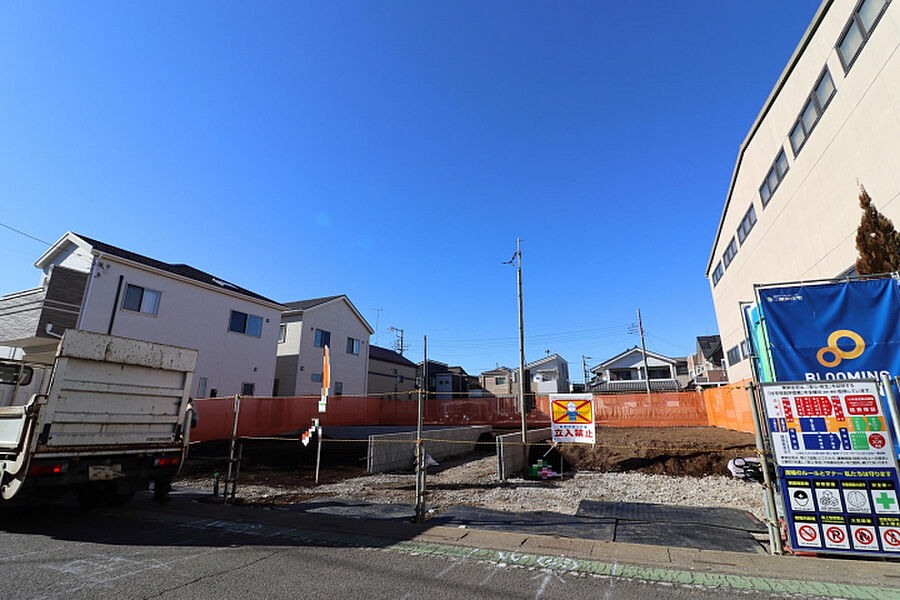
[366, 425, 491, 473]
[495, 428, 551, 480]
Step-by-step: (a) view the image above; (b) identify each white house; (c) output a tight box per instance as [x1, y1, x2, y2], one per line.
[275, 295, 374, 397]
[0, 232, 284, 398]
[589, 347, 689, 392]
[525, 354, 570, 394]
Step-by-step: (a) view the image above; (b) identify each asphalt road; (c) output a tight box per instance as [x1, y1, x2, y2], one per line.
[0, 494, 868, 600]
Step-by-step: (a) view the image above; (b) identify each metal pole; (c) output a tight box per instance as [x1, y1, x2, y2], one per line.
[224, 394, 240, 502]
[315, 425, 323, 484]
[637, 308, 651, 397]
[886, 376, 900, 452]
[748, 382, 783, 555]
[230, 441, 242, 502]
[516, 239, 528, 472]
[415, 336, 427, 523]
[582, 355, 588, 390]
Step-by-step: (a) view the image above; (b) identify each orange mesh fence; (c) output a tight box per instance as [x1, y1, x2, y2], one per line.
[590, 392, 709, 427]
[702, 380, 755, 433]
[192, 387, 755, 442]
[192, 395, 551, 442]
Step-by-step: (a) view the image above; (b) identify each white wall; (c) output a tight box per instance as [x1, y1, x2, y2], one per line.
[708, 0, 900, 381]
[77, 257, 280, 398]
[277, 299, 371, 396]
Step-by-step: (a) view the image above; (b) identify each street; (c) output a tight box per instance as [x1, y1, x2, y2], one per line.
[0, 492, 889, 600]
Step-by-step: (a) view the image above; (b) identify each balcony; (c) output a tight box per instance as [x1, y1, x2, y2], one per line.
[0, 266, 87, 353]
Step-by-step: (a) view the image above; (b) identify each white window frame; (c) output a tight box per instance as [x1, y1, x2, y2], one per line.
[122, 283, 161, 316]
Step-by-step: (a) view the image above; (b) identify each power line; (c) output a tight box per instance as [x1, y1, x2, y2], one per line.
[0, 222, 51, 245]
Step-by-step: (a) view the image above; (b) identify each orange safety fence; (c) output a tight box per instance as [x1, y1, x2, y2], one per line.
[702, 379, 755, 433]
[191, 395, 552, 443]
[191, 386, 756, 442]
[590, 392, 710, 428]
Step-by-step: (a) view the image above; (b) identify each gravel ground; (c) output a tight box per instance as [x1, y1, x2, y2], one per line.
[178, 454, 767, 521]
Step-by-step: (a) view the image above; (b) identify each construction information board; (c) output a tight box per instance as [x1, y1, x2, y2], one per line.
[550, 393, 595, 444]
[760, 380, 900, 556]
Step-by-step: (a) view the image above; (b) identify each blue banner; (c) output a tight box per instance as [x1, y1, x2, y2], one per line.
[758, 278, 900, 383]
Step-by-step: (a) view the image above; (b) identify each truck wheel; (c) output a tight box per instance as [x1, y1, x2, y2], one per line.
[153, 478, 172, 503]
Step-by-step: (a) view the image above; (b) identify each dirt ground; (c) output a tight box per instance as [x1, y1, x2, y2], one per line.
[176, 426, 766, 520]
[562, 426, 757, 476]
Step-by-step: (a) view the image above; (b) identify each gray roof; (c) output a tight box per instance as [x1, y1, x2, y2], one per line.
[525, 354, 565, 369]
[75, 234, 281, 306]
[368, 345, 416, 367]
[592, 379, 681, 393]
[282, 295, 343, 311]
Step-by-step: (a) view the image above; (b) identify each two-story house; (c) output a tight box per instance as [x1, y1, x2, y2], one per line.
[687, 335, 728, 389]
[525, 354, 570, 394]
[275, 295, 373, 396]
[0, 232, 284, 398]
[589, 347, 689, 392]
[479, 366, 519, 396]
[367, 344, 417, 399]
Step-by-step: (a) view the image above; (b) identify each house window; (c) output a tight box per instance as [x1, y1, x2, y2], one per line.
[311, 373, 323, 383]
[759, 150, 789, 207]
[712, 262, 724, 286]
[789, 68, 836, 156]
[197, 377, 208, 397]
[335, 381, 343, 396]
[122, 284, 161, 315]
[314, 329, 331, 348]
[495, 376, 506, 385]
[229, 310, 263, 336]
[837, 0, 890, 72]
[346, 337, 360, 355]
[722, 237, 738, 269]
[278, 324, 286, 343]
[241, 382, 255, 396]
[737, 204, 757, 244]
[727, 345, 742, 366]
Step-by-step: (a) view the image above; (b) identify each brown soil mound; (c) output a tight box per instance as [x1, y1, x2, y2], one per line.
[559, 426, 756, 477]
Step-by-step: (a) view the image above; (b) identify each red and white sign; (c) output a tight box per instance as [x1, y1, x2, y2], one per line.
[850, 525, 879, 551]
[869, 433, 886, 449]
[879, 527, 900, 552]
[794, 523, 821, 548]
[822, 524, 850, 550]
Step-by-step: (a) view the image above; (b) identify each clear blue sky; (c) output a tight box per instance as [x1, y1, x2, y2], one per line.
[1, 1, 821, 380]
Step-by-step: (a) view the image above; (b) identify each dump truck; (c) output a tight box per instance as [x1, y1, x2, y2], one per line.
[0, 330, 197, 505]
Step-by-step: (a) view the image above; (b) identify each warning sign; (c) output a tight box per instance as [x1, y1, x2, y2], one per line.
[550, 393, 594, 445]
[850, 524, 879, 551]
[793, 521, 821, 548]
[880, 527, 900, 552]
[823, 524, 849, 550]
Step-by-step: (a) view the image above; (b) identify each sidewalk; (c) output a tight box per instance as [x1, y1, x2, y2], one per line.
[113, 492, 900, 600]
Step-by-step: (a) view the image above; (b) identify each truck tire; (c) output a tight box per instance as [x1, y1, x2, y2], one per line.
[153, 478, 172, 503]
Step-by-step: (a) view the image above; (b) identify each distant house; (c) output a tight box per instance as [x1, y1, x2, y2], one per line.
[479, 366, 519, 396]
[687, 335, 728, 389]
[0, 232, 284, 398]
[416, 360, 472, 399]
[589, 347, 689, 393]
[368, 345, 417, 399]
[525, 354, 570, 395]
[275, 295, 374, 397]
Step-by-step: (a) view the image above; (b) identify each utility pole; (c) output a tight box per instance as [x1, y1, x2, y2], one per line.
[637, 308, 651, 396]
[389, 326, 406, 355]
[372, 308, 383, 345]
[516, 239, 527, 460]
[582, 355, 592, 390]
[415, 335, 427, 523]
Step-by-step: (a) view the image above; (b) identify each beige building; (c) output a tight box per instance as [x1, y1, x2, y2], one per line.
[478, 366, 519, 397]
[705, 0, 900, 382]
[275, 295, 373, 396]
[367, 345, 417, 399]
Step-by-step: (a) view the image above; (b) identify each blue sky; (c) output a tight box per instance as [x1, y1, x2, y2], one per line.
[0, 2, 821, 379]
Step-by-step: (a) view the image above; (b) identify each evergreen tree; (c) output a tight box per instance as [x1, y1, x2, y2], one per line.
[855, 185, 900, 274]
